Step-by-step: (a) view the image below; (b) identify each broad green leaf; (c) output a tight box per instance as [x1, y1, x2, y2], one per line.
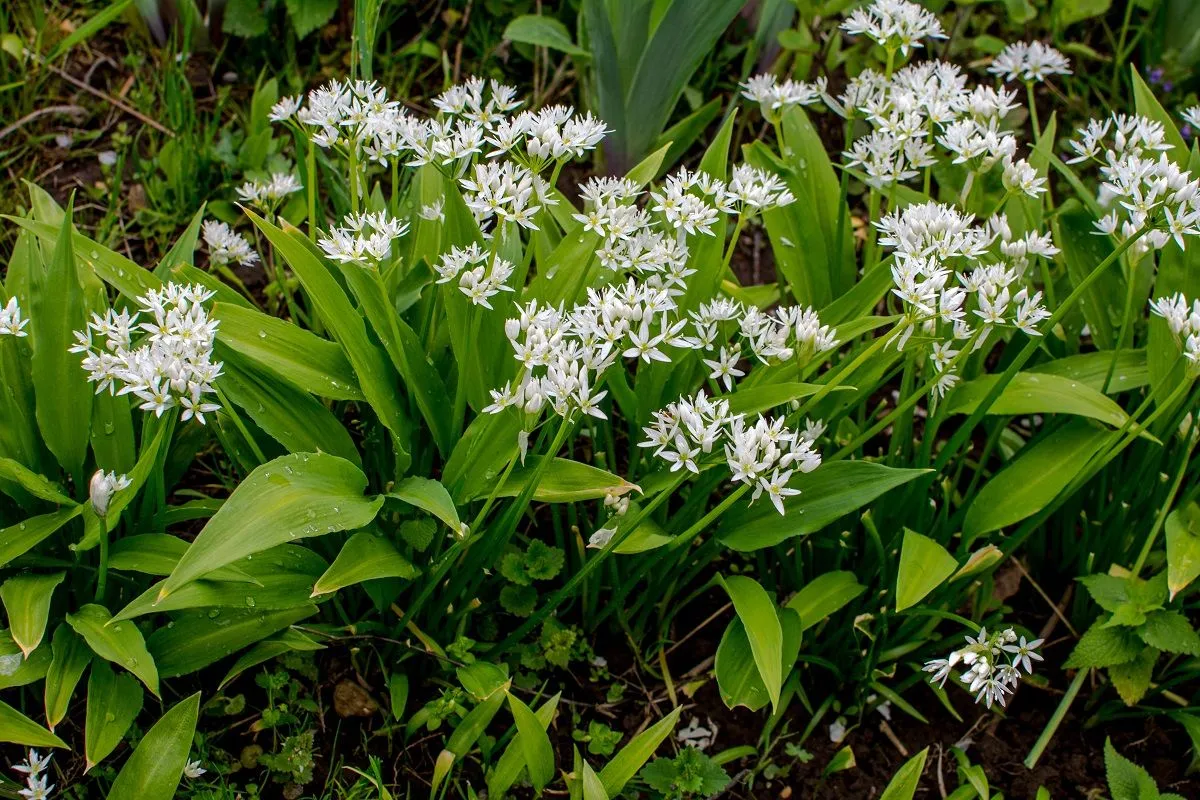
[488, 694, 559, 798]
[312, 532, 419, 595]
[582, 758, 610, 800]
[443, 410, 521, 504]
[1131, 66, 1187, 163]
[1104, 737, 1160, 800]
[219, 628, 324, 689]
[486, 458, 639, 503]
[0, 698, 67, 748]
[65, 604, 159, 696]
[245, 212, 409, 447]
[0, 457, 72, 504]
[0, 631, 50, 689]
[147, 605, 317, 677]
[726, 382, 851, 417]
[879, 747, 929, 800]
[284, 0, 337, 38]
[507, 692, 555, 791]
[30, 204, 92, 474]
[599, 706, 680, 798]
[964, 420, 1110, 538]
[896, 530, 957, 612]
[115, 545, 325, 620]
[434, 683, 510, 794]
[650, 98, 723, 175]
[84, 659, 143, 770]
[107, 692, 199, 799]
[944, 372, 1133, 428]
[1166, 502, 1200, 600]
[1139, 610, 1200, 655]
[213, 302, 363, 400]
[504, 13, 588, 56]
[786, 571, 866, 632]
[108, 534, 256, 583]
[0, 571, 64, 655]
[715, 607, 801, 712]
[719, 462, 931, 551]
[160, 452, 382, 598]
[44, 623, 90, 730]
[389, 476, 461, 532]
[1055, 200, 1122, 350]
[1027, 349, 1148, 395]
[718, 575, 784, 710]
[218, 348, 361, 466]
[1109, 647, 1158, 706]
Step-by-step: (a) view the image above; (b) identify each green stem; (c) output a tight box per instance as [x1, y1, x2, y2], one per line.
[1025, 668, 1087, 769]
[1025, 81, 1040, 142]
[1102, 258, 1139, 393]
[1131, 422, 1196, 575]
[306, 142, 318, 241]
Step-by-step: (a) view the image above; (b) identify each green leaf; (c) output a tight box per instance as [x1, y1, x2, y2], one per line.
[284, 0, 337, 37]
[0, 698, 67, 748]
[0, 457, 73, 504]
[107, 692, 199, 800]
[30, 203, 92, 473]
[718, 575, 784, 711]
[389, 476, 461, 532]
[1028, 349, 1149, 395]
[786, 571, 866, 632]
[218, 628, 324, 690]
[213, 302, 363, 400]
[0, 571, 64, 656]
[44, 623, 90, 730]
[486, 457, 639, 503]
[0, 631, 50, 689]
[1139, 610, 1200, 655]
[715, 607, 801, 712]
[66, 604, 158, 696]
[312, 532, 419, 595]
[1055, 200, 1123, 350]
[114, 545, 326, 620]
[108, 534, 255, 583]
[896, 530, 958, 612]
[504, 14, 588, 56]
[1166, 502, 1200, 600]
[944, 372, 1134, 429]
[489, 694, 560, 798]
[582, 758, 610, 800]
[435, 683, 509, 793]
[84, 659, 144, 770]
[879, 747, 929, 800]
[1065, 621, 1144, 668]
[599, 706, 680, 798]
[0, 506, 82, 567]
[725, 382, 851, 417]
[160, 452, 382, 598]
[217, 348, 361, 466]
[223, 0, 268, 36]
[46, 0, 133, 60]
[719, 462, 931, 551]
[1131, 66, 1187, 163]
[1104, 737, 1159, 800]
[147, 605, 317, 678]
[507, 692, 556, 791]
[964, 420, 1110, 538]
[245, 212, 409, 449]
[1109, 647, 1158, 706]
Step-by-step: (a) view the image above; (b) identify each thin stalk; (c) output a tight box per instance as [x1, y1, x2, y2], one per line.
[1102, 257, 1139, 393]
[1024, 668, 1087, 768]
[1131, 423, 1196, 575]
[1025, 81, 1040, 142]
[306, 141, 318, 241]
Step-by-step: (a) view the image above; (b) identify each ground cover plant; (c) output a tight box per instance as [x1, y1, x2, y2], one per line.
[2, 0, 1200, 797]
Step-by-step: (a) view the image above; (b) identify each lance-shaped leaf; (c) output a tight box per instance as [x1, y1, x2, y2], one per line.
[0, 505, 83, 567]
[147, 605, 317, 677]
[0, 457, 73, 505]
[0, 698, 67, 748]
[106, 692, 199, 799]
[944, 372, 1136, 429]
[159, 452, 382, 598]
[388, 476, 461, 532]
[65, 604, 159, 696]
[84, 659, 143, 770]
[484, 458, 639, 503]
[896, 530, 957, 612]
[718, 575, 784, 711]
[312, 532, 418, 596]
[1166, 502, 1200, 600]
[0, 571, 65, 656]
[598, 706, 680, 797]
[507, 691, 555, 792]
[43, 623, 90, 731]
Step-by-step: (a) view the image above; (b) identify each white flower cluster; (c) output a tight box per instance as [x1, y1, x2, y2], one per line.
[71, 283, 222, 423]
[89, 469, 131, 517]
[988, 41, 1072, 83]
[878, 202, 1056, 396]
[1067, 113, 1200, 257]
[12, 749, 53, 800]
[435, 243, 516, 309]
[831, 61, 1041, 193]
[840, 0, 946, 57]
[273, 77, 605, 186]
[1150, 293, 1200, 367]
[923, 626, 1043, 708]
[640, 393, 823, 515]
[0, 296, 28, 337]
[318, 211, 409, 264]
[201, 220, 258, 267]
[236, 172, 302, 207]
[1182, 105, 1200, 133]
[740, 74, 827, 121]
[460, 160, 549, 232]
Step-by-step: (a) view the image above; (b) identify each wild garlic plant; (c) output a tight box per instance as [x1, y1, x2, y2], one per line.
[924, 626, 1044, 708]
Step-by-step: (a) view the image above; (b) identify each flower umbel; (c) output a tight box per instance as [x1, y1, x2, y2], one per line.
[923, 626, 1043, 708]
